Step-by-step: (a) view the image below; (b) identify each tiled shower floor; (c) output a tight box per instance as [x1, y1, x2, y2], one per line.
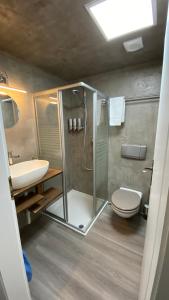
[46, 189, 103, 230]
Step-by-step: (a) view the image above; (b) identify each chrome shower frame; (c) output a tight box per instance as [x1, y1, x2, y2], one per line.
[33, 82, 108, 235]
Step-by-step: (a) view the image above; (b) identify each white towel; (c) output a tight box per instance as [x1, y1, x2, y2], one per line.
[109, 97, 125, 126]
[121, 98, 125, 123]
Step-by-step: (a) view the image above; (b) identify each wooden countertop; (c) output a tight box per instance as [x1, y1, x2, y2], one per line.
[13, 168, 63, 198]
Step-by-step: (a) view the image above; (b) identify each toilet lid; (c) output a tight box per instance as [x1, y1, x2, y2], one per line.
[111, 189, 141, 211]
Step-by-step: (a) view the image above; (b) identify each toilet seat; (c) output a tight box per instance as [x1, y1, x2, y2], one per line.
[111, 188, 141, 211]
[112, 205, 140, 218]
[112, 202, 140, 213]
[111, 187, 142, 218]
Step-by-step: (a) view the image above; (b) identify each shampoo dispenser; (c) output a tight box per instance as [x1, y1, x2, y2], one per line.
[77, 118, 82, 131]
[73, 118, 77, 131]
[68, 118, 73, 131]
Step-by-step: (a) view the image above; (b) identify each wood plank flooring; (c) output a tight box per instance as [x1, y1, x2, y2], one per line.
[21, 205, 146, 300]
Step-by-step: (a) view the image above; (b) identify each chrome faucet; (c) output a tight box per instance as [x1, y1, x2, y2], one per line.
[8, 151, 20, 165]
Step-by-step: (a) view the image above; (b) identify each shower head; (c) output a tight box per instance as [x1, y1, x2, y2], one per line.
[72, 89, 80, 95]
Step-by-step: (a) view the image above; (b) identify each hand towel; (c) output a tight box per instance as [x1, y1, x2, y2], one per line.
[109, 96, 125, 126]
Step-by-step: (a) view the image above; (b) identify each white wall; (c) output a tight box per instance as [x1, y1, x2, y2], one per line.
[0, 106, 31, 299]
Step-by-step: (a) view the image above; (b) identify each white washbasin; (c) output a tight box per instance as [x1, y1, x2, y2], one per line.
[10, 160, 49, 190]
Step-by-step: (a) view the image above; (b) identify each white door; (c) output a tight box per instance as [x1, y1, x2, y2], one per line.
[0, 104, 31, 299]
[139, 3, 169, 299]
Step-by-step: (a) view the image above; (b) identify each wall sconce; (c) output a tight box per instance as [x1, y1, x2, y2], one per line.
[0, 72, 8, 84]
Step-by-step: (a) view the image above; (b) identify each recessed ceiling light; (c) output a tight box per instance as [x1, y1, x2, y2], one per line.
[123, 37, 144, 52]
[86, 0, 156, 41]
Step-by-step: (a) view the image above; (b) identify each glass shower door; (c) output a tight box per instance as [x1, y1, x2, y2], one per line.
[61, 86, 94, 232]
[34, 94, 65, 221]
[94, 94, 109, 215]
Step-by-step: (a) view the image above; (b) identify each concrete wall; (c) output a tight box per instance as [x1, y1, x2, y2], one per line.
[0, 51, 64, 162]
[81, 62, 162, 207]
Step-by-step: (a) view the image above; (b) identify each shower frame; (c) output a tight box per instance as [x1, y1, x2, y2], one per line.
[33, 82, 108, 235]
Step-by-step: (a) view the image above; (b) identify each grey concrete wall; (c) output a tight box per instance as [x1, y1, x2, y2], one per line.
[0, 51, 65, 162]
[0, 51, 64, 92]
[81, 62, 162, 207]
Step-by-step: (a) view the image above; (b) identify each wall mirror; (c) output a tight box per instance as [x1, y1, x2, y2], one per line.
[0, 95, 19, 128]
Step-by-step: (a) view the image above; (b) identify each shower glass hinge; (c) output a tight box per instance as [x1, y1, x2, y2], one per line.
[8, 176, 14, 197]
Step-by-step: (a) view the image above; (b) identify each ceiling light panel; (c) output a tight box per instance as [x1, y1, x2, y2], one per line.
[86, 0, 156, 41]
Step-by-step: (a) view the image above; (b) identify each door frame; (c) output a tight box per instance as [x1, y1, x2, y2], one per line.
[139, 3, 169, 299]
[0, 102, 31, 299]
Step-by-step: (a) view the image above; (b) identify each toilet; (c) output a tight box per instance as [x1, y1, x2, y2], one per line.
[111, 187, 142, 218]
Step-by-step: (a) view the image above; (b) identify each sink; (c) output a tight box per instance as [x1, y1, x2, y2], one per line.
[10, 160, 49, 190]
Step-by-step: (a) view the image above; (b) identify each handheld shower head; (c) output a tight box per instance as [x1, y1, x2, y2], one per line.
[72, 89, 80, 95]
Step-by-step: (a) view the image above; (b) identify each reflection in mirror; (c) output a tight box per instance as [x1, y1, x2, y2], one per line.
[46, 102, 58, 126]
[0, 94, 19, 128]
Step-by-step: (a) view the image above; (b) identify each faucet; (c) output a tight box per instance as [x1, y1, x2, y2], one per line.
[8, 151, 20, 165]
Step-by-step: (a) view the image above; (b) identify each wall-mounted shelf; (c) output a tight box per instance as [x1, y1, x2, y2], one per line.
[16, 193, 44, 214]
[13, 168, 62, 197]
[13, 168, 63, 214]
[29, 187, 62, 214]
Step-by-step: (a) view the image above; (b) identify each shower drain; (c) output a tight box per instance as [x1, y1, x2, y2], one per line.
[79, 224, 84, 229]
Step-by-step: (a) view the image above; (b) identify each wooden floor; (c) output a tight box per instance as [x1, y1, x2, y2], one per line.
[21, 205, 146, 300]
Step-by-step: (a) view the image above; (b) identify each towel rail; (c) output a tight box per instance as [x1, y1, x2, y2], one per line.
[125, 95, 159, 103]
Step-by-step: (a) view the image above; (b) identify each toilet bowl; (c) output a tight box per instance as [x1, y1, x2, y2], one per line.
[111, 187, 142, 218]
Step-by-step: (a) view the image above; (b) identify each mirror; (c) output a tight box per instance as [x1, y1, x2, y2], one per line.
[0, 95, 19, 128]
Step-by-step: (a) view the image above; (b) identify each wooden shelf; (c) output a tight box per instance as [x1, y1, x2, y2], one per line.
[29, 187, 62, 214]
[16, 193, 44, 214]
[13, 168, 63, 197]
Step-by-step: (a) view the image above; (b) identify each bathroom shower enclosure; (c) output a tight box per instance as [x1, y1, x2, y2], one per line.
[34, 82, 108, 234]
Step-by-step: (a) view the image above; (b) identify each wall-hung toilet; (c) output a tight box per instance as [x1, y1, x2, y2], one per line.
[111, 187, 143, 218]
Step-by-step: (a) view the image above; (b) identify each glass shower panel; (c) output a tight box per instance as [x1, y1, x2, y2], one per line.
[34, 94, 64, 220]
[61, 86, 94, 232]
[35, 95, 62, 168]
[94, 95, 108, 214]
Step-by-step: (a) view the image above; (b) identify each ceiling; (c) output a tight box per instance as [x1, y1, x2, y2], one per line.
[0, 0, 167, 80]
